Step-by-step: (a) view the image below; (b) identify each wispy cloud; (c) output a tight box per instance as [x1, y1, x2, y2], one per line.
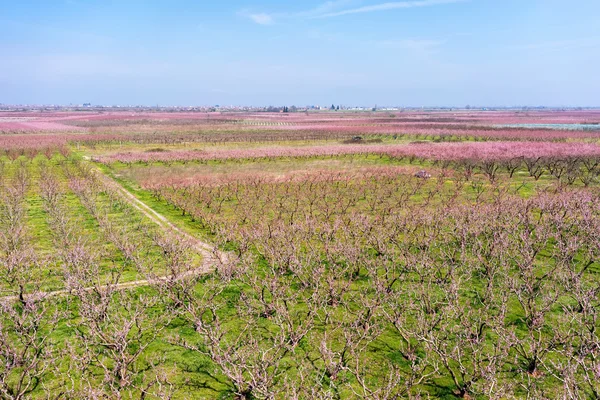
[241, 0, 466, 24]
[316, 0, 468, 18]
[247, 13, 274, 25]
[304, 27, 447, 53]
[241, 1, 352, 24]
[295, 0, 357, 18]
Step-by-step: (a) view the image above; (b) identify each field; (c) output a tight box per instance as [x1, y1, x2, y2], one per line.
[1, 109, 600, 399]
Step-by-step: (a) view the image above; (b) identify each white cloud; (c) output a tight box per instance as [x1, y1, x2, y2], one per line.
[317, 0, 467, 18]
[295, 0, 356, 17]
[242, 0, 466, 23]
[248, 13, 274, 25]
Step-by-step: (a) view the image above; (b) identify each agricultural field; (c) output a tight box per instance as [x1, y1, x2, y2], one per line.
[1, 110, 600, 399]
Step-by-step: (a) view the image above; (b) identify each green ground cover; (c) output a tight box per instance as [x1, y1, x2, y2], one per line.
[1, 142, 599, 398]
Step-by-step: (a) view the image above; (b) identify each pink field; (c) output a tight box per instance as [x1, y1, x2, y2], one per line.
[2, 110, 599, 140]
[139, 165, 429, 189]
[1, 110, 599, 155]
[99, 141, 600, 164]
[0, 115, 87, 132]
[35, 109, 598, 125]
[0, 133, 120, 150]
[0, 121, 85, 132]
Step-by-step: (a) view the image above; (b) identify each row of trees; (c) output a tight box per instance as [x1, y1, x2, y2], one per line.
[101, 141, 600, 164]
[0, 158, 200, 398]
[2, 157, 600, 398]
[149, 170, 600, 398]
[102, 141, 600, 186]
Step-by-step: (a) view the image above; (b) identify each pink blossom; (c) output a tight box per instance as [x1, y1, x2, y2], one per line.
[101, 141, 600, 164]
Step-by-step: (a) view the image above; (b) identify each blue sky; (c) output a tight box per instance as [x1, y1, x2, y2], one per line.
[1, 0, 599, 106]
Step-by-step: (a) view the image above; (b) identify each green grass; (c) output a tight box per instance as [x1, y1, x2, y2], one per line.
[0, 155, 202, 293]
[95, 162, 215, 240]
[2, 146, 598, 399]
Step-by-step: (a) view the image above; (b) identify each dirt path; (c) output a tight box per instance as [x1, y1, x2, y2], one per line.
[91, 166, 227, 266]
[1, 164, 229, 302]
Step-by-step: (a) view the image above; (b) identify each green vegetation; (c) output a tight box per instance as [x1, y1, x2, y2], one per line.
[1, 129, 600, 399]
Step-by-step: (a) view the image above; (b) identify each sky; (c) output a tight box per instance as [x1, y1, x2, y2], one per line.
[1, 0, 599, 107]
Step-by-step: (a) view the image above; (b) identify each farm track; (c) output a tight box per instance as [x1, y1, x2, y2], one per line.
[0, 164, 228, 302]
[91, 164, 227, 265]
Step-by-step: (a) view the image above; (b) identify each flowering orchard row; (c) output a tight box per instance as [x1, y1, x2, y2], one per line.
[3, 110, 599, 145]
[6, 109, 598, 128]
[73, 121, 600, 141]
[100, 142, 600, 164]
[0, 120, 84, 132]
[100, 141, 600, 185]
[243, 124, 600, 140]
[3, 153, 600, 397]
[56, 110, 600, 141]
[0, 133, 124, 159]
[144, 169, 600, 398]
[0, 156, 204, 398]
[139, 166, 428, 190]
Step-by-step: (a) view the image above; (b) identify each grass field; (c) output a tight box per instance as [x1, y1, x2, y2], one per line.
[1, 110, 600, 399]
